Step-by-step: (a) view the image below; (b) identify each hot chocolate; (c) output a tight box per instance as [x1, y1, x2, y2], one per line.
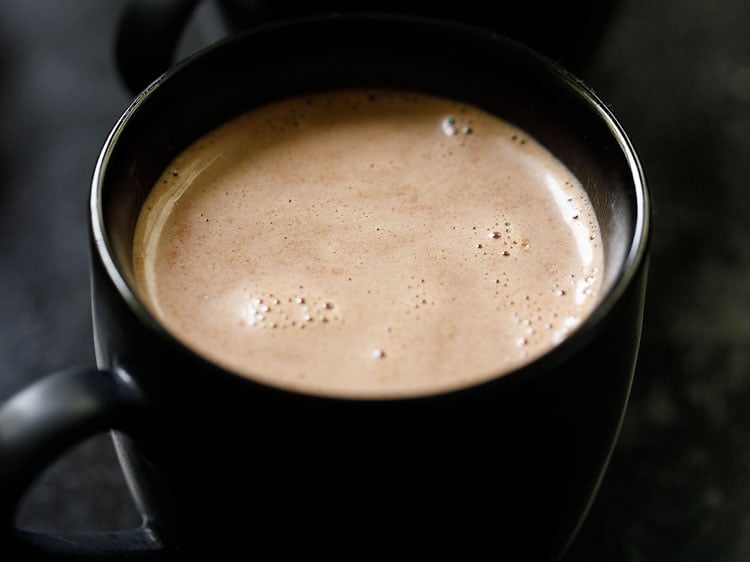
[132, 89, 603, 398]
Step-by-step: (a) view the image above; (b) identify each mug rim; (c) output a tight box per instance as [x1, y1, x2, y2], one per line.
[90, 13, 650, 401]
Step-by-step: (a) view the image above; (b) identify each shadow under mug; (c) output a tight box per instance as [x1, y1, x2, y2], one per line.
[0, 15, 649, 561]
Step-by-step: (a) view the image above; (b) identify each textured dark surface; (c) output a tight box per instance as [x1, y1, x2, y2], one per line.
[1, 1, 748, 559]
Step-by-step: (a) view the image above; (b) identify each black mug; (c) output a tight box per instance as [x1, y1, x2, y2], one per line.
[0, 14, 649, 561]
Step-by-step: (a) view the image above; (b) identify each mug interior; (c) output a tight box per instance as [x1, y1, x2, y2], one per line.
[93, 15, 648, 382]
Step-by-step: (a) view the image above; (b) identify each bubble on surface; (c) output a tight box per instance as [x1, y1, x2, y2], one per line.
[442, 117, 457, 136]
[236, 291, 339, 331]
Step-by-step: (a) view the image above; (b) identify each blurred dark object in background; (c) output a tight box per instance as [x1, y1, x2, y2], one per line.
[218, 0, 620, 69]
[117, 0, 619, 94]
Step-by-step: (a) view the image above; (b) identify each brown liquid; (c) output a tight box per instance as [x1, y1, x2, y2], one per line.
[133, 90, 603, 399]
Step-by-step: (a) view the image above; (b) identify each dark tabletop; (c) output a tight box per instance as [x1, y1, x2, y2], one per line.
[1, 1, 749, 560]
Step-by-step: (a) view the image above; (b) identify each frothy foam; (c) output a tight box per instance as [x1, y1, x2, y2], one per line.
[133, 90, 603, 399]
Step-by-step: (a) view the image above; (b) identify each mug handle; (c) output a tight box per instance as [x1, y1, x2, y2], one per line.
[116, 0, 203, 95]
[0, 368, 172, 559]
